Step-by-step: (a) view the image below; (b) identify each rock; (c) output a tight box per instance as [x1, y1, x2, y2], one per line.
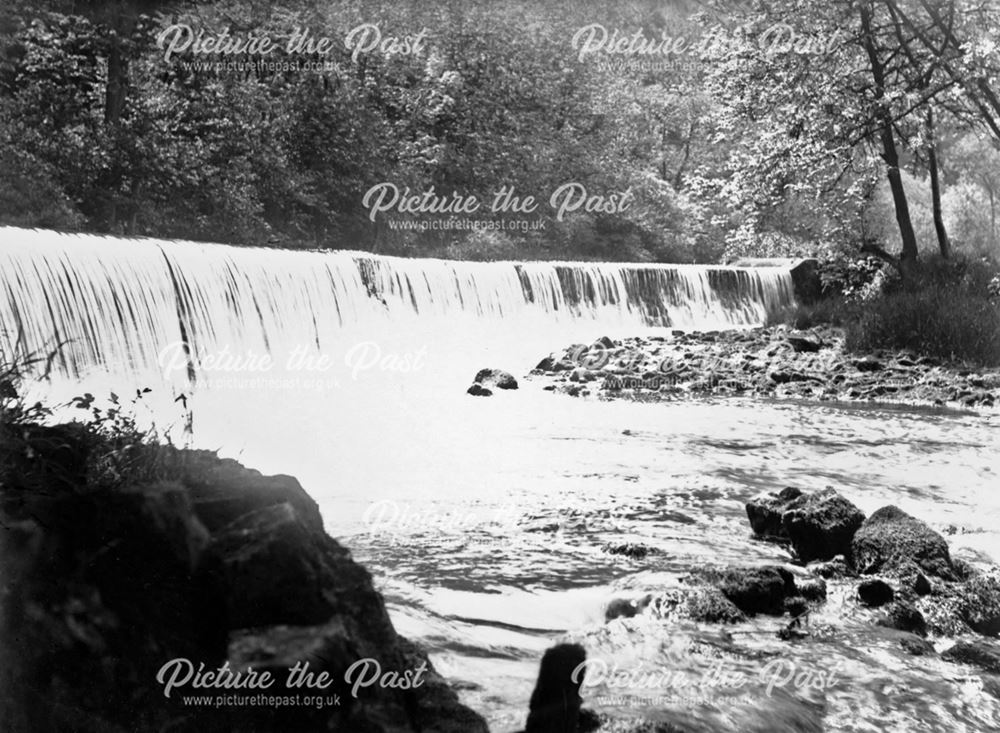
[781, 488, 866, 563]
[474, 368, 518, 390]
[396, 636, 490, 733]
[786, 332, 823, 352]
[784, 596, 809, 620]
[851, 505, 954, 579]
[534, 356, 557, 371]
[594, 336, 615, 350]
[746, 486, 803, 538]
[204, 502, 392, 637]
[798, 577, 828, 602]
[700, 565, 795, 616]
[942, 639, 1000, 674]
[853, 357, 884, 372]
[900, 635, 936, 656]
[1, 436, 484, 733]
[602, 542, 655, 559]
[907, 570, 933, 596]
[524, 644, 587, 733]
[808, 555, 853, 579]
[745, 486, 865, 563]
[877, 601, 927, 637]
[686, 588, 747, 624]
[177, 450, 324, 533]
[605, 598, 640, 622]
[467, 383, 493, 396]
[769, 370, 820, 384]
[959, 572, 1000, 636]
[858, 579, 894, 607]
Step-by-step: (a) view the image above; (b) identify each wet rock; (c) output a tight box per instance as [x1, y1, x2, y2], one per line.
[853, 357, 884, 372]
[467, 383, 493, 397]
[594, 336, 615, 350]
[524, 644, 587, 733]
[535, 356, 557, 371]
[908, 570, 933, 596]
[798, 577, 828, 602]
[700, 566, 795, 616]
[781, 488, 866, 563]
[900, 635, 936, 656]
[686, 588, 748, 624]
[769, 370, 820, 384]
[746, 486, 803, 538]
[746, 487, 864, 563]
[602, 542, 655, 559]
[858, 579, 894, 607]
[942, 639, 1000, 674]
[808, 555, 853, 579]
[784, 596, 809, 620]
[786, 332, 823, 352]
[959, 572, 1000, 636]
[877, 601, 927, 637]
[473, 368, 518, 390]
[851, 505, 954, 579]
[605, 598, 641, 622]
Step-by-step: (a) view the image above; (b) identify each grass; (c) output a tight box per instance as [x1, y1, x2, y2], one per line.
[844, 287, 1000, 366]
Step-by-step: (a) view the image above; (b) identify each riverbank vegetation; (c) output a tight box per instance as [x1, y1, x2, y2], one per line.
[1, 0, 999, 268]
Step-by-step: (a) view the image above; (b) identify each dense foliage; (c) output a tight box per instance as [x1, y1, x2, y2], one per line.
[0, 0, 998, 264]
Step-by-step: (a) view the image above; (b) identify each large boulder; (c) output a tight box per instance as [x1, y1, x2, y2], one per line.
[851, 505, 954, 579]
[745, 487, 865, 563]
[1, 433, 487, 733]
[782, 489, 866, 563]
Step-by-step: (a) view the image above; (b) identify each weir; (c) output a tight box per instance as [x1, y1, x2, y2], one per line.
[0, 227, 795, 382]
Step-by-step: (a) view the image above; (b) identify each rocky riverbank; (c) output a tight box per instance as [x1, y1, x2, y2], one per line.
[526, 486, 1000, 732]
[531, 326, 1000, 410]
[0, 422, 486, 733]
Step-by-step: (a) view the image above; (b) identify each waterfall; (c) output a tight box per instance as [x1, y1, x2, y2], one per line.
[0, 227, 795, 383]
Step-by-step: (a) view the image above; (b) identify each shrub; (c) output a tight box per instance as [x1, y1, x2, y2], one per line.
[845, 287, 1000, 366]
[766, 297, 859, 329]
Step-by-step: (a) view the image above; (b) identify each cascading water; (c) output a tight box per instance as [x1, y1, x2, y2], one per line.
[0, 227, 795, 383]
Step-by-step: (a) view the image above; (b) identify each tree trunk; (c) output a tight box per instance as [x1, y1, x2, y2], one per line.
[926, 108, 950, 258]
[104, 36, 127, 125]
[860, 3, 919, 275]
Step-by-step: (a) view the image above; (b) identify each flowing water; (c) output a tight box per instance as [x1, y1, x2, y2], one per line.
[2, 227, 999, 732]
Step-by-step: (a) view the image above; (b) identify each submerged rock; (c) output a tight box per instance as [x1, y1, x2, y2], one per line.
[851, 505, 954, 579]
[942, 639, 1000, 674]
